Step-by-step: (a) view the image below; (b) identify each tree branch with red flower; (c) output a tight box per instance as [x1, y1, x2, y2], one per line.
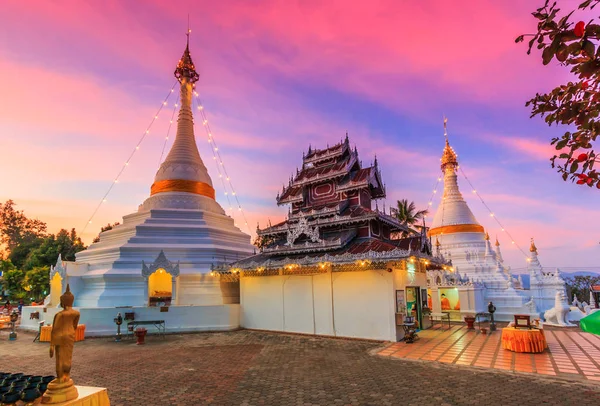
[517, 0, 600, 189]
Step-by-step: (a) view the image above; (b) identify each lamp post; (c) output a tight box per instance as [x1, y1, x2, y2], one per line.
[114, 312, 123, 342]
[488, 301, 497, 332]
[9, 310, 19, 340]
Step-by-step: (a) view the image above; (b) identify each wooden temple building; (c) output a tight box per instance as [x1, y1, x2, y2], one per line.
[213, 137, 448, 341]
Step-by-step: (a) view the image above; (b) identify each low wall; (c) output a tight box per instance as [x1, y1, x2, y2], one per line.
[20, 304, 240, 336]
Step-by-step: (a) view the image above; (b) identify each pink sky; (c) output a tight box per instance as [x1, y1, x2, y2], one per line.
[0, 0, 598, 271]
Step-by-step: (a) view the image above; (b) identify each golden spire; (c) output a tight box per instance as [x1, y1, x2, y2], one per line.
[174, 25, 199, 84]
[440, 117, 458, 170]
[495, 236, 500, 246]
[435, 237, 441, 247]
[530, 238, 538, 253]
[484, 231, 490, 241]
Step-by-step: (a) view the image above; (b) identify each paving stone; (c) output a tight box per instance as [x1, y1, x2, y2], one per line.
[2, 328, 600, 405]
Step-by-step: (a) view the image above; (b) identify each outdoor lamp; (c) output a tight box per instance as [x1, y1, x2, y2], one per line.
[9, 310, 19, 340]
[114, 312, 123, 342]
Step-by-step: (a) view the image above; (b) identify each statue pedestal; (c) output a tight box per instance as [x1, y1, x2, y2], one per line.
[41, 385, 110, 405]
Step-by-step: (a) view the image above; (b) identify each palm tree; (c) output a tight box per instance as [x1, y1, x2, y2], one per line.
[391, 199, 429, 237]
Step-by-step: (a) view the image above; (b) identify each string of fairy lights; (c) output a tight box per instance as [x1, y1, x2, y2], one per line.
[80, 81, 178, 236]
[425, 177, 441, 213]
[458, 167, 530, 260]
[192, 91, 252, 234]
[157, 94, 180, 168]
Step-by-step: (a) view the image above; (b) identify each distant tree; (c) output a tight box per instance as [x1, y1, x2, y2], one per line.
[0, 200, 47, 251]
[23, 266, 50, 302]
[92, 222, 120, 243]
[517, 0, 600, 189]
[0, 200, 47, 268]
[24, 228, 86, 270]
[390, 199, 429, 237]
[1, 268, 25, 300]
[564, 274, 600, 303]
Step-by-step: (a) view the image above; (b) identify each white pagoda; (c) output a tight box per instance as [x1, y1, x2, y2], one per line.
[23, 38, 254, 335]
[426, 124, 565, 321]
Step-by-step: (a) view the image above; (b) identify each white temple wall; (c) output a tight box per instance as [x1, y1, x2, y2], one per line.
[20, 304, 240, 336]
[240, 270, 396, 341]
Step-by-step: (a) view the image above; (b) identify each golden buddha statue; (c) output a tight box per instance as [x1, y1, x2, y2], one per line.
[42, 284, 80, 404]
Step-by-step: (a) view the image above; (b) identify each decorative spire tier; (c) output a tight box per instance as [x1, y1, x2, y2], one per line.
[429, 119, 483, 237]
[150, 38, 214, 200]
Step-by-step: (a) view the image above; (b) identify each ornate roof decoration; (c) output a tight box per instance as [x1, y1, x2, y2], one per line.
[174, 35, 199, 84]
[440, 139, 458, 170]
[49, 254, 66, 280]
[484, 231, 490, 241]
[495, 237, 500, 247]
[530, 237, 538, 253]
[285, 214, 322, 246]
[141, 250, 180, 278]
[215, 247, 442, 271]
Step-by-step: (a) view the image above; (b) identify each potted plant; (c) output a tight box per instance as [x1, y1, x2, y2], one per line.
[464, 314, 476, 330]
[134, 327, 147, 345]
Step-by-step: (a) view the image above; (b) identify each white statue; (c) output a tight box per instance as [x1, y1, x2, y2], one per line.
[544, 290, 575, 327]
[524, 296, 536, 313]
[572, 294, 579, 307]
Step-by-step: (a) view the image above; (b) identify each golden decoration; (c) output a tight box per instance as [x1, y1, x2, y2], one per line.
[530, 238, 537, 253]
[151, 179, 215, 199]
[428, 224, 485, 237]
[440, 139, 458, 169]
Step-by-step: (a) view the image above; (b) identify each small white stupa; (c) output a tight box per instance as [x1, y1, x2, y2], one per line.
[426, 119, 565, 321]
[24, 37, 254, 335]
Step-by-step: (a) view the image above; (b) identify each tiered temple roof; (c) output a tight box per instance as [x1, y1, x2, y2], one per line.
[216, 137, 444, 272]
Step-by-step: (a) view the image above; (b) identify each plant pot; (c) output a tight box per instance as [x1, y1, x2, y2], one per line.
[135, 328, 147, 345]
[480, 328, 487, 335]
[464, 316, 476, 330]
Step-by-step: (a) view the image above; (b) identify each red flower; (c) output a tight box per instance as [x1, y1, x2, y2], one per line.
[577, 179, 586, 184]
[582, 81, 589, 90]
[578, 173, 588, 180]
[597, 181, 600, 189]
[575, 21, 586, 37]
[587, 177, 594, 185]
[577, 153, 588, 162]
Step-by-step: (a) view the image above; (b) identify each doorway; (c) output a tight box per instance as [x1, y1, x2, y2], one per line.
[148, 268, 172, 306]
[405, 286, 423, 329]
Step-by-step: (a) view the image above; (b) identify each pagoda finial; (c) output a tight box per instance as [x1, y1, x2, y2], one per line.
[530, 237, 538, 253]
[495, 236, 500, 247]
[374, 154, 378, 168]
[174, 23, 199, 84]
[484, 231, 490, 241]
[443, 115, 448, 140]
[435, 237, 441, 247]
[345, 131, 349, 144]
[440, 116, 458, 170]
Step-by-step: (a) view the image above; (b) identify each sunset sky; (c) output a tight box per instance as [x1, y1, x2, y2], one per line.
[0, 1, 598, 271]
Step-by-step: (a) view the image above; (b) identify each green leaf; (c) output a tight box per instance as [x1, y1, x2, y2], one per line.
[570, 161, 579, 173]
[583, 39, 595, 57]
[562, 172, 569, 181]
[542, 46, 555, 65]
[556, 43, 569, 62]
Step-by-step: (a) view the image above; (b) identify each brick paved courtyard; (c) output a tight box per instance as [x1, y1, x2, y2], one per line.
[378, 324, 600, 382]
[2, 329, 600, 405]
